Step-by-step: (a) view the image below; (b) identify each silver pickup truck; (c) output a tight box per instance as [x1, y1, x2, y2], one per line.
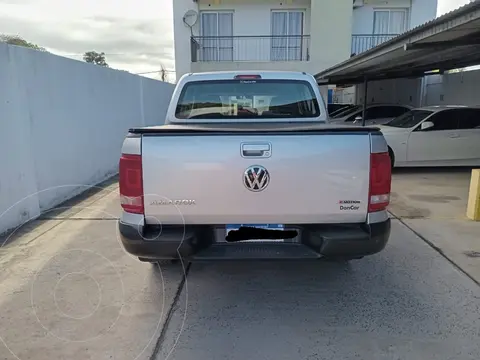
[118, 71, 392, 263]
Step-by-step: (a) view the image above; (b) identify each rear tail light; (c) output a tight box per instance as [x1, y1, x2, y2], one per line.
[368, 152, 392, 212]
[119, 154, 144, 214]
[234, 74, 262, 79]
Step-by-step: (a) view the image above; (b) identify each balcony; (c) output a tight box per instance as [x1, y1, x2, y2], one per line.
[190, 35, 311, 63]
[351, 34, 399, 56]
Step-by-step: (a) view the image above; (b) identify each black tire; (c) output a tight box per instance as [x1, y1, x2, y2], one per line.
[388, 147, 395, 170]
[323, 256, 364, 262]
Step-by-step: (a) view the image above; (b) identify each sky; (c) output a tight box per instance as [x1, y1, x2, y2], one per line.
[0, 0, 175, 81]
[0, 0, 474, 81]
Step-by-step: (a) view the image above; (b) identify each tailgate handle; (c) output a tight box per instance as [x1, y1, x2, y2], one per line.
[241, 143, 271, 158]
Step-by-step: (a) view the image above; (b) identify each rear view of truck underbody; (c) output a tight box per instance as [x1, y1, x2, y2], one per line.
[118, 124, 392, 262]
[119, 220, 391, 261]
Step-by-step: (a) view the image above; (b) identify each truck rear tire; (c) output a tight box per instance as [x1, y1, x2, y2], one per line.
[388, 147, 395, 169]
[324, 256, 364, 262]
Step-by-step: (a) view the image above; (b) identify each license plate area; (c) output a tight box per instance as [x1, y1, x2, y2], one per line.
[225, 224, 286, 242]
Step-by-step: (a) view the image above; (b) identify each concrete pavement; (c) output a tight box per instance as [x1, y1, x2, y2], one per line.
[0, 179, 184, 360]
[157, 219, 480, 360]
[1, 177, 479, 360]
[390, 167, 480, 284]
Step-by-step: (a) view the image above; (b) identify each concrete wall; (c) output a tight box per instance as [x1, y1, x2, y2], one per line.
[0, 43, 174, 235]
[174, 0, 353, 79]
[334, 68, 480, 108]
[423, 70, 480, 106]
[355, 77, 422, 107]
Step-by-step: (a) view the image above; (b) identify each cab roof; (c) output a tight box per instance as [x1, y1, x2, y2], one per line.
[181, 71, 314, 81]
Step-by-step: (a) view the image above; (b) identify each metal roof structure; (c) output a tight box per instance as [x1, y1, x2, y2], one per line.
[315, 0, 480, 85]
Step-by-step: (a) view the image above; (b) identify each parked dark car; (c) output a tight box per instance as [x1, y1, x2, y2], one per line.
[328, 103, 355, 116]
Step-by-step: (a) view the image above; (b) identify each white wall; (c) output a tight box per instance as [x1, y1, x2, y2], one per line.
[0, 43, 174, 234]
[173, 0, 197, 81]
[355, 78, 422, 106]
[410, 0, 438, 28]
[424, 70, 480, 106]
[352, 0, 437, 34]
[342, 68, 480, 108]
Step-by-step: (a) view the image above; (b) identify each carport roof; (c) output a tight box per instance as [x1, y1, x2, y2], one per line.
[315, 0, 480, 85]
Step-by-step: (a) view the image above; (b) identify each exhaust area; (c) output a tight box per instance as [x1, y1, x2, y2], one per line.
[225, 226, 298, 242]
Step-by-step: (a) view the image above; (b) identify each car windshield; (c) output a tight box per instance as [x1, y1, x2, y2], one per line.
[175, 79, 320, 119]
[330, 105, 361, 118]
[329, 105, 356, 117]
[384, 110, 433, 128]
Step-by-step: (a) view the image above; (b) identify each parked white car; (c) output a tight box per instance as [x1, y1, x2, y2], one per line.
[329, 103, 413, 126]
[378, 105, 480, 167]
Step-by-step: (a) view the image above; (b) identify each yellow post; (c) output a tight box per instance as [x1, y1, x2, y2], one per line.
[466, 169, 480, 221]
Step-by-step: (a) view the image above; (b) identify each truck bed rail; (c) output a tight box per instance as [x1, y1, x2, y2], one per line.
[128, 123, 381, 135]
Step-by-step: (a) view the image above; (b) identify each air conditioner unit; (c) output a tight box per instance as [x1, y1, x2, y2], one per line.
[353, 0, 364, 7]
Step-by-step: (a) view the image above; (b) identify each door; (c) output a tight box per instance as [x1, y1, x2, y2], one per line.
[455, 108, 480, 163]
[406, 110, 460, 163]
[271, 11, 304, 61]
[372, 9, 407, 47]
[200, 12, 233, 61]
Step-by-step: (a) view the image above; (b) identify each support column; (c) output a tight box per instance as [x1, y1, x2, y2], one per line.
[467, 169, 480, 221]
[362, 77, 368, 127]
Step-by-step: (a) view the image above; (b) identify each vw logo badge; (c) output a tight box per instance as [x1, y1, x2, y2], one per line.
[244, 165, 270, 192]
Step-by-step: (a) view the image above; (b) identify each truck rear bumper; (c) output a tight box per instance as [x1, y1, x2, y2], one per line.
[118, 211, 391, 260]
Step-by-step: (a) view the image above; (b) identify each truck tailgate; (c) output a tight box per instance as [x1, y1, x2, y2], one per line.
[141, 132, 371, 225]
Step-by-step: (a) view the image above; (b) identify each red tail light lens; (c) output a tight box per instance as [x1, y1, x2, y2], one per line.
[119, 154, 144, 214]
[368, 152, 392, 212]
[234, 74, 262, 79]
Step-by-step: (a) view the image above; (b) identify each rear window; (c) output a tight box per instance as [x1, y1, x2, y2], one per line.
[175, 79, 321, 120]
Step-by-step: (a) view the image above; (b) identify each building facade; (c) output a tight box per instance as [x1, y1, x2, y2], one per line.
[173, 0, 353, 80]
[172, 0, 438, 102]
[351, 0, 438, 56]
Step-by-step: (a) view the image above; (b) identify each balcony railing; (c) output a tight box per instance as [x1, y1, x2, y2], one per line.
[191, 35, 310, 62]
[351, 34, 399, 56]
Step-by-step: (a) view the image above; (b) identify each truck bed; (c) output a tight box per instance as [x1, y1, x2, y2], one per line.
[138, 123, 377, 225]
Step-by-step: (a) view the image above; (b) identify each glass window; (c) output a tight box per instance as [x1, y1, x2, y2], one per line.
[343, 106, 409, 122]
[175, 79, 320, 120]
[423, 110, 459, 131]
[367, 106, 409, 119]
[200, 12, 234, 61]
[384, 110, 433, 128]
[457, 109, 480, 129]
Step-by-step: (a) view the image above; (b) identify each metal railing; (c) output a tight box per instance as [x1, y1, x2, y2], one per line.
[351, 34, 399, 56]
[191, 35, 310, 62]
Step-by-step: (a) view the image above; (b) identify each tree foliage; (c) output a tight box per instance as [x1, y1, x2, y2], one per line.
[83, 51, 109, 67]
[0, 34, 46, 51]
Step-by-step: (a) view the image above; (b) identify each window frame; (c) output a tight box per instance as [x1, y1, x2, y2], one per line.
[199, 10, 235, 61]
[372, 8, 409, 35]
[270, 9, 306, 61]
[414, 109, 460, 132]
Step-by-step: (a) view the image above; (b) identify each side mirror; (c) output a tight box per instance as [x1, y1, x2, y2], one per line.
[421, 121, 434, 131]
[353, 115, 362, 123]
